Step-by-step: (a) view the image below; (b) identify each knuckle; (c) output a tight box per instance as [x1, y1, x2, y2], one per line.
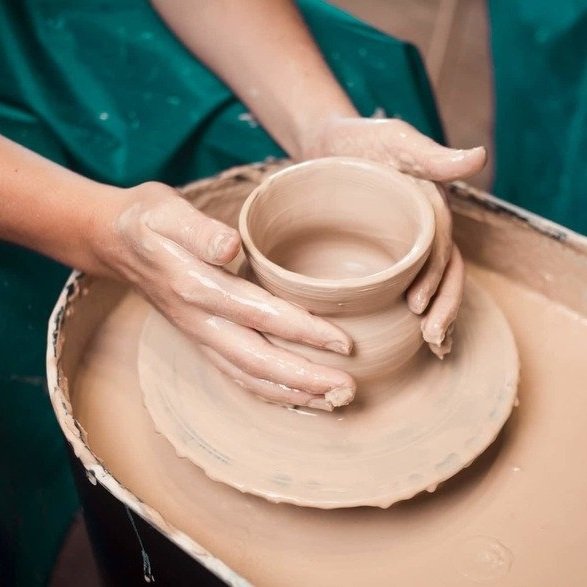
[389, 118, 412, 133]
[249, 310, 273, 332]
[140, 180, 165, 194]
[430, 239, 452, 270]
[140, 180, 178, 201]
[240, 353, 268, 378]
[168, 273, 197, 303]
[137, 209, 157, 236]
[440, 245, 453, 268]
[234, 345, 271, 381]
[419, 281, 436, 301]
[452, 246, 464, 268]
[426, 250, 446, 276]
[179, 221, 206, 252]
[435, 203, 453, 230]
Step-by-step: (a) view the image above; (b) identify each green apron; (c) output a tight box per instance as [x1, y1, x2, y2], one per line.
[489, 0, 587, 234]
[0, 1, 442, 584]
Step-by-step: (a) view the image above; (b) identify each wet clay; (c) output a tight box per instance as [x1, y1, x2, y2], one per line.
[72, 265, 587, 586]
[138, 276, 517, 508]
[137, 159, 517, 508]
[238, 158, 435, 383]
[48, 166, 587, 585]
[239, 157, 458, 364]
[107, 185, 358, 412]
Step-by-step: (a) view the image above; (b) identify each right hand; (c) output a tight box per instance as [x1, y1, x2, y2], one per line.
[306, 116, 486, 358]
[93, 181, 355, 411]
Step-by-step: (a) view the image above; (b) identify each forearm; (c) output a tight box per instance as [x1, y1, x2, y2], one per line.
[0, 135, 116, 275]
[150, 0, 358, 159]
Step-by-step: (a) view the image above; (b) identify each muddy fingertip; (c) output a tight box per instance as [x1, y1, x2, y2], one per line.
[324, 338, 353, 355]
[325, 385, 356, 407]
[407, 288, 429, 315]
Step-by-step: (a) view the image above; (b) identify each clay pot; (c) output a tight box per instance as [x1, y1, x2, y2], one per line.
[239, 157, 435, 385]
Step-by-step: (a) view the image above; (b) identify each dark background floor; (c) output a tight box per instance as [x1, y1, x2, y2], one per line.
[49, 514, 100, 587]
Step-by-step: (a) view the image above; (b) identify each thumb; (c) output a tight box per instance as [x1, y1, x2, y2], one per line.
[144, 195, 241, 266]
[384, 120, 487, 182]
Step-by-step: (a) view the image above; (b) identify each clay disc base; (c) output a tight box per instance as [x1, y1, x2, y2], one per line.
[138, 277, 519, 509]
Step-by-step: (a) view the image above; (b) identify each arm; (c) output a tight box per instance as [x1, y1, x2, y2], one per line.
[150, 0, 357, 160]
[152, 0, 485, 354]
[0, 135, 114, 275]
[151, 0, 484, 176]
[0, 134, 354, 410]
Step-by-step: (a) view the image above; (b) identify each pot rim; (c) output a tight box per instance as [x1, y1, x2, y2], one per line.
[238, 156, 436, 292]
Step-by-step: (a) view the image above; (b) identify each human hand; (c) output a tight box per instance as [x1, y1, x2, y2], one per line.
[304, 116, 487, 357]
[93, 182, 355, 411]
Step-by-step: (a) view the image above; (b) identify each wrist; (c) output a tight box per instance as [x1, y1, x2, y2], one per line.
[0, 135, 132, 277]
[256, 85, 357, 161]
[81, 182, 130, 279]
[86, 181, 181, 282]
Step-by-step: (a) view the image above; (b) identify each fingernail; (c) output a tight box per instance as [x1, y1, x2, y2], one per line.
[325, 386, 355, 407]
[427, 334, 453, 359]
[209, 233, 233, 261]
[422, 320, 445, 346]
[463, 146, 486, 160]
[408, 291, 428, 315]
[325, 339, 352, 355]
[472, 146, 488, 164]
[446, 146, 485, 164]
[308, 398, 334, 412]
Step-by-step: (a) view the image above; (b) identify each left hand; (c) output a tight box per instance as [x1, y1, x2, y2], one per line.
[303, 116, 487, 357]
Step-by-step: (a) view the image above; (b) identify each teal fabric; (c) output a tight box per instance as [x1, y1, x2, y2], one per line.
[489, 1, 587, 234]
[0, 1, 442, 585]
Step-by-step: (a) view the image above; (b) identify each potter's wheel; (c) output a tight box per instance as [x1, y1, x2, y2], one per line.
[138, 276, 518, 509]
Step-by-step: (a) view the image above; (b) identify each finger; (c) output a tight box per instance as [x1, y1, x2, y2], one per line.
[407, 182, 453, 314]
[156, 238, 352, 354]
[200, 346, 333, 411]
[144, 197, 241, 265]
[183, 312, 355, 405]
[384, 120, 487, 181]
[421, 245, 465, 358]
